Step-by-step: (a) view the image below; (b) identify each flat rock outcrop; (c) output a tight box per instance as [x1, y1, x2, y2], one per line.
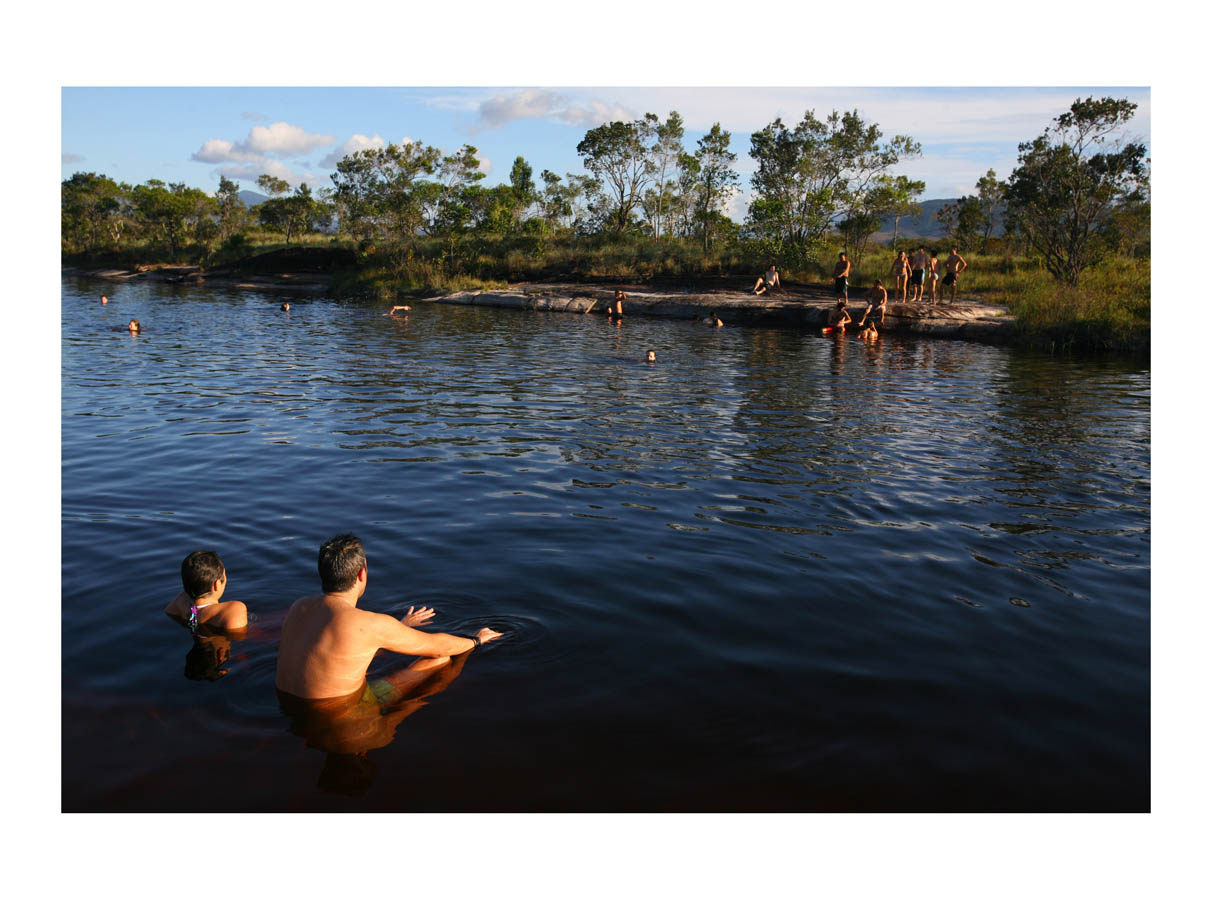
[423, 283, 1017, 343]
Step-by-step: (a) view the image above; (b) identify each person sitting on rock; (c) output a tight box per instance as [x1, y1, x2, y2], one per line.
[857, 280, 888, 327]
[752, 264, 781, 295]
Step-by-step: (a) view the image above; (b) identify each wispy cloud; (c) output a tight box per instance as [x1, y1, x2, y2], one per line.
[215, 159, 324, 190]
[241, 111, 271, 122]
[474, 89, 635, 131]
[62, 153, 85, 165]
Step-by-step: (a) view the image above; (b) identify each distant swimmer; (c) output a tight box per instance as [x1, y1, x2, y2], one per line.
[281, 302, 291, 312]
[700, 312, 724, 327]
[942, 247, 968, 303]
[164, 550, 249, 632]
[859, 320, 879, 342]
[100, 295, 108, 305]
[832, 253, 851, 301]
[823, 298, 851, 333]
[646, 350, 657, 362]
[857, 280, 888, 327]
[752, 264, 781, 295]
[384, 305, 412, 316]
[128, 319, 142, 333]
[275, 534, 502, 702]
[609, 291, 626, 316]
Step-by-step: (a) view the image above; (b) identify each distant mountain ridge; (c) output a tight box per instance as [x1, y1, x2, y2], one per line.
[239, 190, 267, 207]
[874, 198, 1006, 243]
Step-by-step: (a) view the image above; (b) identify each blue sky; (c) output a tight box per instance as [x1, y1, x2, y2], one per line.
[62, 86, 1150, 218]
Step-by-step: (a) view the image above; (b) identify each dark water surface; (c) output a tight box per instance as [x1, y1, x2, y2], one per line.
[61, 277, 1149, 811]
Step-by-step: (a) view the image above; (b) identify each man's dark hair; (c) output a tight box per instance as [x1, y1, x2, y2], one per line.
[181, 550, 225, 600]
[318, 534, 367, 593]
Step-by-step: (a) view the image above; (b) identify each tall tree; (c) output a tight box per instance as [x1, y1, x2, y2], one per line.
[509, 155, 537, 231]
[61, 172, 126, 252]
[256, 174, 290, 200]
[746, 109, 919, 260]
[576, 118, 657, 233]
[648, 111, 685, 239]
[692, 123, 740, 250]
[974, 169, 1005, 252]
[865, 174, 925, 249]
[215, 176, 249, 244]
[1004, 96, 1148, 284]
[130, 179, 209, 259]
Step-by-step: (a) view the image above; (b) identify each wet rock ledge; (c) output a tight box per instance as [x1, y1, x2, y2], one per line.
[423, 283, 1017, 344]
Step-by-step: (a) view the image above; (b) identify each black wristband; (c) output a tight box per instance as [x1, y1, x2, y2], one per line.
[470, 634, 482, 647]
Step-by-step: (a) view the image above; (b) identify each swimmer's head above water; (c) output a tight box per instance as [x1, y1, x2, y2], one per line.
[100, 295, 108, 305]
[281, 302, 290, 311]
[646, 350, 656, 362]
[128, 319, 142, 333]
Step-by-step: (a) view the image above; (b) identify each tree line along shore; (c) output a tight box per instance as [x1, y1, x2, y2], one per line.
[63, 97, 1149, 354]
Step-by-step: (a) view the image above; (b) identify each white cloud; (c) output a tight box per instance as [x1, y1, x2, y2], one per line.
[62, 153, 85, 164]
[244, 121, 335, 157]
[475, 88, 635, 131]
[478, 155, 491, 174]
[191, 121, 335, 166]
[192, 138, 262, 164]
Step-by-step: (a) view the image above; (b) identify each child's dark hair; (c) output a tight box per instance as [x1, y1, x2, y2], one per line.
[181, 550, 225, 600]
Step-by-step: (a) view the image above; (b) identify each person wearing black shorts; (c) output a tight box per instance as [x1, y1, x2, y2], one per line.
[832, 252, 851, 300]
[909, 246, 929, 302]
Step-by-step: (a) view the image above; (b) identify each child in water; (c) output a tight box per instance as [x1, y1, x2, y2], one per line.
[608, 291, 625, 317]
[165, 550, 248, 631]
[859, 320, 879, 342]
[823, 298, 851, 333]
[128, 319, 142, 333]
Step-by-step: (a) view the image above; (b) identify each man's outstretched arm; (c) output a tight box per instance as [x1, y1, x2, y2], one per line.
[372, 612, 501, 657]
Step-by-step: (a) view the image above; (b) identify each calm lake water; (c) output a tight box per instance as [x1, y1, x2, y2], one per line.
[61, 276, 1149, 811]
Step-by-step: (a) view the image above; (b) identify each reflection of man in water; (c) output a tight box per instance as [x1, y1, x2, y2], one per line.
[279, 649, 473, 795]
[275, 534, 501, 703]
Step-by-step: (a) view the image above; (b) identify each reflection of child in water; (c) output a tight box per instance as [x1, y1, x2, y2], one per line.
[184, 632, 234, 681]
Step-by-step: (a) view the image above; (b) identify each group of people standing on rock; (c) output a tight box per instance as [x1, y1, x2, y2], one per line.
[751, 246, 969, 308]
[889, 247, 968, 304]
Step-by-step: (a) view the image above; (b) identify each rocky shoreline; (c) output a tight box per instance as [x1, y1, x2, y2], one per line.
[423, 283, 1019, 344]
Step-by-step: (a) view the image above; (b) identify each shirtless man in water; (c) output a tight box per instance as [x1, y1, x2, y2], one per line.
[275, 534, 501, 701]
